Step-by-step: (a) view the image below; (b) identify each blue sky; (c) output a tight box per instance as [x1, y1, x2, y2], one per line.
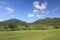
[0, 0, 60, 22]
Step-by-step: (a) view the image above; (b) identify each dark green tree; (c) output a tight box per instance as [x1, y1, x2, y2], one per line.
[8, 23, 17, 31]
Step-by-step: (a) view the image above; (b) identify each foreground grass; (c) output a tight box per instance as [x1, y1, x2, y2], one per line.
[0, 29, 60, 40]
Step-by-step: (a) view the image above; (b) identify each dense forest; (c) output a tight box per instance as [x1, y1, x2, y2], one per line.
[0, 18, 60, 31]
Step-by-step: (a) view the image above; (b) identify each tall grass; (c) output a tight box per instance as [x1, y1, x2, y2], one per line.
[0, 29, 60, 40]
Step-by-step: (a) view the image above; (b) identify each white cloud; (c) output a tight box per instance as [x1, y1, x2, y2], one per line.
[33, 1, 39, 5]
[5, 7, 14, 13]
[27, 1, 48, 18]
[33, 9, 39, 13]
[27, 13, 35, 18]
[33, 1, 48, 15]
[41, 2, 47, 10]
[37, 14, 45, 19]
[33, 1, 47, 10]
[0, 1, 14, 14]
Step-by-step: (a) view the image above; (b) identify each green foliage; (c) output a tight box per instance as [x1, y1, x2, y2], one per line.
[32, 18, 60, 29]
[8, 23, 17, 30]
[53, 25, 60, 29]
[0, 18, 60, 31]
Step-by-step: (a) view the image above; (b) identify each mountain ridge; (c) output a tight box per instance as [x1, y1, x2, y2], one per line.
[0, 18, 60, 31]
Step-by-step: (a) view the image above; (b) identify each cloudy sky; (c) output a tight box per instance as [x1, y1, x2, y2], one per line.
[0, 0, 60, 22]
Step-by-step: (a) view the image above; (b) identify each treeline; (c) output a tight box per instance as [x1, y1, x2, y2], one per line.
[0, 18, 60, 31]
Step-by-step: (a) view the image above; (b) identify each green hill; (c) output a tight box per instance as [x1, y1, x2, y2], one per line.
[0, 18, 60, 31]
[0, 18, 27, 31]
[31, 18, 60, 30]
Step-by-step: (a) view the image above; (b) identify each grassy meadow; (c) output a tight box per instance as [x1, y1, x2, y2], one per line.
[0, 29, 60, 40]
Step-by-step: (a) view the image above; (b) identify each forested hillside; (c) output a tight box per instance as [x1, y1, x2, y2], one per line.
[0, 18, 60, 31]
[0, 18, 28, 31]
[31, 18, 60, 30]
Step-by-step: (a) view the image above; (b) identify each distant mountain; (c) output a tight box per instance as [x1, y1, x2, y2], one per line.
[33, 18, 60, 25]
[2, 18, 27, 25]
[0, 18, 60, 31]
[30, 18, 60, 29]
[0, 18, 28, 31]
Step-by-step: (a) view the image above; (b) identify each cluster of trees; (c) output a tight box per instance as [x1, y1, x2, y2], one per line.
[0, 18, 60, 31]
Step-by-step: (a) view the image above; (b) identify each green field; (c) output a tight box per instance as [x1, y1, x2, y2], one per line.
[0, 30, 60, 40]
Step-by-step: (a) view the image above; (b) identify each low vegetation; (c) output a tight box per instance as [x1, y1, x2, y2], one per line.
[0, 29, 60, 40]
